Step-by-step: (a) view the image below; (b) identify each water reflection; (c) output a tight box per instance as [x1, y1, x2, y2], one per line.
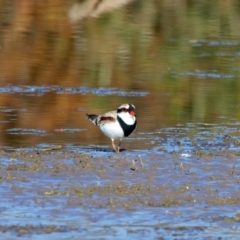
[0, 1, 240, 149]
[69, 0, 134, 22]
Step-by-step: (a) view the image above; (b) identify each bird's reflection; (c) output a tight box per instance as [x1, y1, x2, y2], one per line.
[69, 0, 134, 23]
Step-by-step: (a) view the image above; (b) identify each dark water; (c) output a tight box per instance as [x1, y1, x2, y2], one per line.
[1, 0, 240, 238]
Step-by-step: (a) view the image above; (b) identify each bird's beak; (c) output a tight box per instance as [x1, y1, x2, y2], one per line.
[129, 111, 135, 116]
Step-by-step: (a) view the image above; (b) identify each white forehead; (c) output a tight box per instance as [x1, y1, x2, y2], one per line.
[118, 103, 135, 109]
[118, 103, 129, 109]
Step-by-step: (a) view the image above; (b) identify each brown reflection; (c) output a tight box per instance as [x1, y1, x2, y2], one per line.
[0, 1, 240, 149]
[0, 1, 77, 87]
[69, 0, 134, 23]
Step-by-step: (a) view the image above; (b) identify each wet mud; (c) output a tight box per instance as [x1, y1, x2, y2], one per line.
[0, 138, 240, 239]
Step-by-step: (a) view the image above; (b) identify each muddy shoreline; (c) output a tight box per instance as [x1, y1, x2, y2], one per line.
[0, 149, 239, 238]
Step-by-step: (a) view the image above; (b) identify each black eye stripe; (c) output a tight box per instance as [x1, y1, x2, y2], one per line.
[128, 105, 135, 112]
[123, 107, 134, 112]
[117, 104, 135, 113]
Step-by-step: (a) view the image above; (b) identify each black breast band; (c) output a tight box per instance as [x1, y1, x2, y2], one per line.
[117, 116, 137, 137]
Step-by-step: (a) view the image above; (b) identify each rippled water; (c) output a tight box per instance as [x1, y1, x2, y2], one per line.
[1, 0, 240, 238]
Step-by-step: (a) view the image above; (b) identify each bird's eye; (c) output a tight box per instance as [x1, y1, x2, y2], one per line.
[122, 108, 127, 112]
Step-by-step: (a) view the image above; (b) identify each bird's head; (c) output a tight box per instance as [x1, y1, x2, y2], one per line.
[117, 103, 136, 125]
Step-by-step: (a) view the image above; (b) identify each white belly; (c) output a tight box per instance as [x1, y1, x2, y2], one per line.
[99, 121, 124, 140]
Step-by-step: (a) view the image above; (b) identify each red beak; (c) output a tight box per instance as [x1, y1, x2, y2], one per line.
[129, 111, 135, 116]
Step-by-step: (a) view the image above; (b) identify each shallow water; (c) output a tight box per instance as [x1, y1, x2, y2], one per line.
[1, 0, 240, 238]
[0, 147, 240, 239]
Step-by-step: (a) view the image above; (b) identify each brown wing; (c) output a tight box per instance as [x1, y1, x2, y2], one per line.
[87, 110, 117, 126]
[98, 110, 117, 125]
[99, 116, 116, 123]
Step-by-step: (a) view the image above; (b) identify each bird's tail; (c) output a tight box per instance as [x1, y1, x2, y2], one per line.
[86, 113, 98, 126]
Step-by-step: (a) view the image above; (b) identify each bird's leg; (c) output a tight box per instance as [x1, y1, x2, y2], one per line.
[111, 139, 118, 153]
[117, 139, 122, 153]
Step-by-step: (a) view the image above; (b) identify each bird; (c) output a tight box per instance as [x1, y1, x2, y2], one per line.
[86, 103, 137, 153]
